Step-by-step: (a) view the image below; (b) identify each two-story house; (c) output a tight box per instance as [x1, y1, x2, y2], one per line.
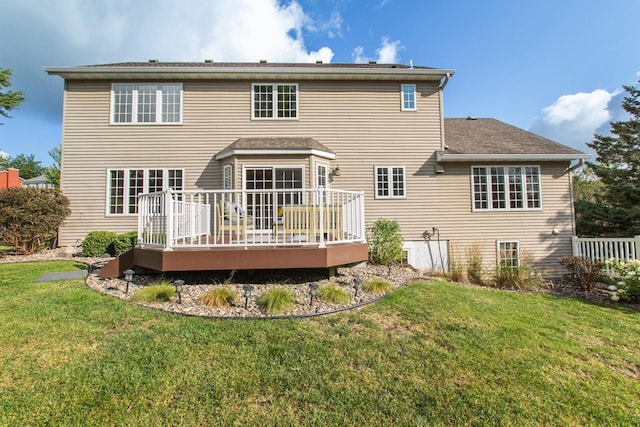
[45, 61, 588, 278]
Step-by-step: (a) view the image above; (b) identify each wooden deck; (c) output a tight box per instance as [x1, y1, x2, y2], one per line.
[100, 242, 369, 278]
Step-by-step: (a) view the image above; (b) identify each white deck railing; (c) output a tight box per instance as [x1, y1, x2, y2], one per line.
[137, 188, 366, 250]
[572, 236, 640, 273]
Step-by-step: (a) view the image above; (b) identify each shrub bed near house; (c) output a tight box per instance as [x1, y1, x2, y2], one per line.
[0, 187, 71, 255]
[82, 230, 137, 257]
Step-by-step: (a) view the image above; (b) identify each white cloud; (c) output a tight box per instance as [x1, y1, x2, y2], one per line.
[0, 150, 9, 159]
[352, 37, 403, 64]
[529, 89, 619, 152]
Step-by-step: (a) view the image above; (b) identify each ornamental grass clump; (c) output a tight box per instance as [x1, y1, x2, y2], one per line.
[363, 278, 392, 295]
[198, 287, 239, 308]
[492, 253, 545, 291]
[606, 259, 640, 302]
[465, 242, 484, 285]
[130, 281, 176, 303]
[318, 284, 350, 304]
[257, 287, 296, 314]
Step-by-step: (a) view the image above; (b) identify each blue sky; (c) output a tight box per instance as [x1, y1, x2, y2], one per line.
[1, 0, 639, 166]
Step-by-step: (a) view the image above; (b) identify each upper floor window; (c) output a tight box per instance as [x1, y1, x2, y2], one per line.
[107, 168, 183, 215]
[472, 166, 541, 211]
[375, 166, 406, 198]
[252, 84, 298, 119]
[111, 83, 182, 124]
[401, 84, 416, 111]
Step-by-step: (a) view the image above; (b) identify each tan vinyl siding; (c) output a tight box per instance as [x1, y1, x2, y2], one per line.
[59, 77, 575, 276]
[60, 79, 443, 245]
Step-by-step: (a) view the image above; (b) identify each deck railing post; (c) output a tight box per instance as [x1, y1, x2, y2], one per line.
[635, 236, 640, 261]
[359, 191, 366, 242]
[165, 190, 174, 251]
[318, 188, 326, 248]
[571, 235, 580, 257]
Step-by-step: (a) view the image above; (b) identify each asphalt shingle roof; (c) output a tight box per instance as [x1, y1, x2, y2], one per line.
[443, 118, 585, 155]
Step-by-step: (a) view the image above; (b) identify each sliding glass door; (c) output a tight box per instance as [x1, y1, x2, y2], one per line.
[244, 167, 303, 230]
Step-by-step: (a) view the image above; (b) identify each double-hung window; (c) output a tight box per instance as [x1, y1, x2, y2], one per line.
[252, 84, 298, 119]
[471, 166, 541, 211]
[375, 166, 406, 198]
[111, 83, 182, 124]
[401, 84, 416, 111]
[107, 168, 183, 215]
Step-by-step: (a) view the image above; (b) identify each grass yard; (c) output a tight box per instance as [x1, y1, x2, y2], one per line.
[0, 261, 639, 426]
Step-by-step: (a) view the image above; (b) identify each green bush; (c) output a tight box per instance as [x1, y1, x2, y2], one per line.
[560, 256, 604, 292]
[112, 231, 138, 256]
[82, 231, 118, 257]
[368, 219, 403, 265]
[257, 287, 296, 314]
[130, 282, 176, 303]
[606, 259, 640, 302]
[0, 187, 71, 254]
[363, 278, 392, 295]
[318, 284, 350, 304]
[198, 287, 239, 308]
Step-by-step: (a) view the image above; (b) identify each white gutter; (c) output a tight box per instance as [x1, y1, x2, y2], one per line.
[44, 65, 456, 81]
[215, 148, 336, 161]
[436, 152, 592, 162]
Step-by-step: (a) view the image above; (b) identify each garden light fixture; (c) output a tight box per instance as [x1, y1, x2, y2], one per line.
[243, 285, 254, 309]
[173, 279, 184, 304]
[353, 276, 362, 298]
[123, 269, 135, 295]
[309, 282, 319, 305]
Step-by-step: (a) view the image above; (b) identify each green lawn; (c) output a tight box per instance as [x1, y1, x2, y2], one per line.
[1, 261, 639, 426]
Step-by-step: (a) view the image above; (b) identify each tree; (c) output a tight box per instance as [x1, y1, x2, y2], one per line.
[4, 153, 45, 180]
[0, 68, 26, 124]
[0, 187, 71, 254]
[577, 81, 640, 236]
[44, 146, 60, 188]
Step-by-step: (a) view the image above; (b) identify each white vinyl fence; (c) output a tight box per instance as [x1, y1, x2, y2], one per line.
[572, 236, 640, 273]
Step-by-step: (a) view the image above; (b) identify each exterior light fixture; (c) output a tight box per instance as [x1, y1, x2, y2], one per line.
[243, 285, 254, 309]
[329, 164, 342, 182]
[123, 269, 135, 295]
[353, 276, 362, 298]
[309, 282, 319, 305]
[173, 279, 185, 304]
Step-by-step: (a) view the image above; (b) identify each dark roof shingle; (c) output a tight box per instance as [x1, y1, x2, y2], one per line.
[443, 118, 585, 156]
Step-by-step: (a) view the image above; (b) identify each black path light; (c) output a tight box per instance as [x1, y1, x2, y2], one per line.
[308, 282, 319, 305]
[123, 269, 135, 295]
[173, 279, 185, 304]
[353, 276, 362, 298]
[242, 285, 254, 309]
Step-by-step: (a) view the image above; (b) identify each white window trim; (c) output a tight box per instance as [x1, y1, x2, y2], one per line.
[315, 162, 330, 189]
[110, 83, 183, 125]
[374, 165, 407, 199]
[470, 165, 542, 212]
[401, 84, 417, 111]
[105, 168, 185, 216]
[251, 83, 299, 120]
[497, 240, 520, 267]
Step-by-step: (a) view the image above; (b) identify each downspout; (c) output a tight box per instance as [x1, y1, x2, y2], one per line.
[566, 159, 584, 236]
[437, 73, 451, 152]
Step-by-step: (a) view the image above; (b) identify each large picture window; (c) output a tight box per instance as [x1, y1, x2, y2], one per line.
[472, 166, 541, 211]
[107, 168, 183, 215]
[375, 166, 406, 198]
[252, 83, 298, 119]
[111, 83, 182, 124]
